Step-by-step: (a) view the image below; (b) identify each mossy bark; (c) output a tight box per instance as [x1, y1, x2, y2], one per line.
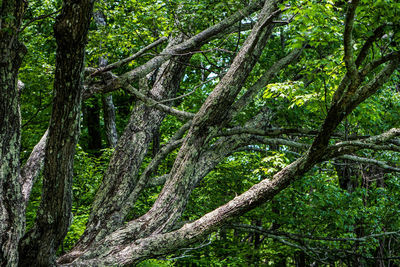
[0, 1, 27, 266]
[71, 35, 192, 253]
[18, 1, 94, 266]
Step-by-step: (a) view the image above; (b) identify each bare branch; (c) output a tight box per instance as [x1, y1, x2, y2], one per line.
[230, 224, 400, 262]
[260, 227, 400, 242]
[360, 50, 400, 78]
[253, 136, 308, 150]
[355, 24, 386, 67]
[88, 37, 168, 77]
[85, 0, 267, 98]
[158, 75, 220, 104]
[228, 47, 303, 119]
[311, 57, 399, 154]
[20, 130, 48, 204]
[338, 155, 400, 172]
[19, 9, 61, 33]
[332, 128, 400, 153]
[353, 58, 400, 109]
[337, 141, 400, 153]
[217, 127, 318, 138]
[343, 0, 360, 80]
[125, 84, 194, 120]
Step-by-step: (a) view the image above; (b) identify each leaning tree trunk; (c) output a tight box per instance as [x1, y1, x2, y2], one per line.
[58, 2, 282, 262]
[0, 1, 27, 266]
[18, 1, 94, 266]
[55, 0, 400, 264]
[71, 35, 192, 253]
[123, 0, 280, 237]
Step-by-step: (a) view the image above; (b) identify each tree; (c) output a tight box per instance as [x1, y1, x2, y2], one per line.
[1, 0, 400, 266]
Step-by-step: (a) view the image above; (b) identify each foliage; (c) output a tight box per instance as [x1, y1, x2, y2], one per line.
[17, 0, 400, 265]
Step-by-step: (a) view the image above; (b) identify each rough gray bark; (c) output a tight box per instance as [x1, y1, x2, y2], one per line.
[85, 0, 267, 98]
[20, 130, 48, 204]
[18, 0, 268, 207]
[60, 125, 400, 265]
[58, 1, 284, 263]
[0, 1, 27, 265]
[68, 35, 193, 254]
[57, 1, 400, 265]
[18, 1, 94, 265]
[63, 152, 313, 266]
[0, 0, 395, 266]
[118, 0, 281, 239]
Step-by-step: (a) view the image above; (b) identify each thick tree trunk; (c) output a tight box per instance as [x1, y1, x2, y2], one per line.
[57, 3, 283, 264]
[0, 59, 25, 266]
[18, 1, 94, 266]
[56, 1, 400, 264]
[0, 1, 27, 265]
[69, 35, 192, 252]
[123, 0, 279, 237]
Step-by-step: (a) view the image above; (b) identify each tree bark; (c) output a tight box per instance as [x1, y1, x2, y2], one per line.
[102, 95, 118, 148]
[21, 130, 48, 204]
[18, 1, 94, 265]
[2, 0, 397, 265]
[0, 1, 27, 265]
[57, 2, 284, 264]
[70, 35, 193, 253]
[120, 0, 280, 238]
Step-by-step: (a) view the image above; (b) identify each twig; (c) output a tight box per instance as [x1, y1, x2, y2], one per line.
[159, 75, 220, 104]
[89, 37, 168, 76]
[19, 9, 61, 33]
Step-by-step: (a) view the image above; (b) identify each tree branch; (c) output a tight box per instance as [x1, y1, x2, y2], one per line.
[228, 47, 303, 120]
[19, 9, 61, 33]
[359, 50, 400, 78]
[355, 24, 386, 67]
[217, 127, 318, 138]
[337, 155, 400, 172]
[84, 0, 267, 98]
[353, 58, 400, 110]
[20, 130, 48, 204]
[343, 0, 360, 80]
[125, 84, 194, 120]
[88, 37, 168, 77]
[332, 128, 400, 153]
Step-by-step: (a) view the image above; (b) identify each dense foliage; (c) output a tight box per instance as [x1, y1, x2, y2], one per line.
[1, 0, 400, 265]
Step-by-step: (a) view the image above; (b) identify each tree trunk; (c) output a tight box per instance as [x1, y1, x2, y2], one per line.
[70, 35, 192, 252]
[0, 1, 27, 265]
[102, 95, 118, 148]
[124, 0, 278, 238]
[18, 1, 94, 265]
[94, 10, 119, 149]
